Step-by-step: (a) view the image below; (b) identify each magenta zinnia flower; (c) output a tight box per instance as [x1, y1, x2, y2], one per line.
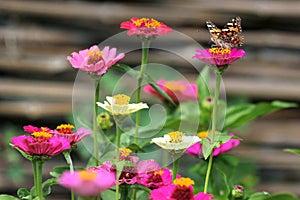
[138, 168, 172, 189]
[193, 47, 246, 68]
[120, 17, 172, 38]
[58, 168, 115, 197]
[11, 128, 70, 157]
[67, 45, 125, 76]
[186, 133, 240, 157]
[144, 79, 198, 104]
[54, 124, 92, 146]
[149, 177, 213, 200]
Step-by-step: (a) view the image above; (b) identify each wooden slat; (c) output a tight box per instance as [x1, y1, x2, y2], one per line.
[0, 78, 74, 100]
[236, 120, 300, 146]
[0, 101, 71, 118]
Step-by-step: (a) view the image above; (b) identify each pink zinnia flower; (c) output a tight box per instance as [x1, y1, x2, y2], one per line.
[67, 45, 125, 76]
[23, 125, 53, 134]
[138, 168, 172, 189]
[186, 133, 240, 157]
[54, 124, 92, 146]
[193, 48, 246, 67]
[58, 168, 115, 197]
[11, 129, 70, 157]
[149, 177, 213, 200]
[144, 79, 198, 104]
[120, 17, 172, 38]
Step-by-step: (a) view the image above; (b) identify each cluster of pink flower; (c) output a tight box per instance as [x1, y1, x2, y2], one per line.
[11, 124, 92, 158]
[59, 148, 213, 200]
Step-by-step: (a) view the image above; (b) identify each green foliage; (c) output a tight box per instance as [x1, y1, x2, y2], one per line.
[224, 101, 297, 130]
[0, 195, 19, 200]
[284, 148, 300, 156]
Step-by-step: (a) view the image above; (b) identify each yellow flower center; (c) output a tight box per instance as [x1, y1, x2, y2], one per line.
[87, 49, 103, 65]
[154, 170, 164, 176]
[32, 131, 53, 139]
[56, 124, 74, 134]
[113, 94, 130, 105]
[174, 177, 195, 187]
[164, 81, 185, 92]
[197, 131, 208, 138]
[168, 131, 184, 143]
[78, 170, 97, 181]
[209, 48, 231, 55]
[119, 147, 132, 157]
[133, 18, 161, 28]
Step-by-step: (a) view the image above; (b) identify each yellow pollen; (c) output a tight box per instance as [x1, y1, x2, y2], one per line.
[164, 81, 185, 92]
[174, 177, 195, 187]
[119, 147, 132, 157]
[133, 18, 161, 28]
[197, 131, 208, 138]
[32, 131, 52, 138]
[168, 131, 184, 143]
[113, 94, 130, 105]
[88, 50, 103, 57]
[209, 48, 231, 55]
[154, 170, 164, 176]
[56, 124, 74, 130]
[78, 170, 97, 181]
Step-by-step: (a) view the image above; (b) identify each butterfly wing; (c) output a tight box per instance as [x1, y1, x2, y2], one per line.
[206, 17, 244, 48]
[220, 17, 244, 47]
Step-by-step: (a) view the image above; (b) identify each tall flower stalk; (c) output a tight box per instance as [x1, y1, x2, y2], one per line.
[32, 159, 44, 200]
[193, 47, 246, 193]
[94, 80, 100, 165]
[67, 45, 125, 165]
[120, 17, 172, 146]
[135, 39, 151, 144]
[203, 70, 221, 193]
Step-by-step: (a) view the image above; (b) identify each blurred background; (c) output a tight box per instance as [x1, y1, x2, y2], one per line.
[0, 0, 300, 199]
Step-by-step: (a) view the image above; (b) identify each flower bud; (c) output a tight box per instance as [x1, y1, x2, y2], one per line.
[201, 97, 213, 110]
[232, 185, 244, 198]
[97, 112, 113, 130]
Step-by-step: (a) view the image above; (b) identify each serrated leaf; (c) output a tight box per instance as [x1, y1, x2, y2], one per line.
[224, 101, 297, 130]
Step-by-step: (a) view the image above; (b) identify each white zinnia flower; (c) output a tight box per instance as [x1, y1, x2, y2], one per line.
[96, 94, 148, 115]
[151, 131, 200, 153]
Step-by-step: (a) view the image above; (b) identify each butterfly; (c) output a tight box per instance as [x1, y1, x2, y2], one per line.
[206, 17, 244, 48]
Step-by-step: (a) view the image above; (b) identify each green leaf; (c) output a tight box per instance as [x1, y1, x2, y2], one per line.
[202, 139, 215, 160]
[10, 144, 33, 161]
[266, 193, 299, 200]
[0, 195, 20, 200]
[284, 148, 300, 156]
[249, 192, 271, 200]
[224, 101, 297, 130]
[17, 188, 30, 199]
[101, 189, 116, 200]
[42, 178, 57, 197]
[127, 143, 145, 153]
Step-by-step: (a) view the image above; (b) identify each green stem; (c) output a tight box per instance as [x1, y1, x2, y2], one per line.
[33, 159, 44, 200]
[63, 151, 75, 200]
[172, 157, 179, 182]
[94, 79, 100, 165]
[115, 126, 122, 200]
[203, 71, 222, 193]
[135, 39, 151, 145]
[32, 160, 38, 196]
